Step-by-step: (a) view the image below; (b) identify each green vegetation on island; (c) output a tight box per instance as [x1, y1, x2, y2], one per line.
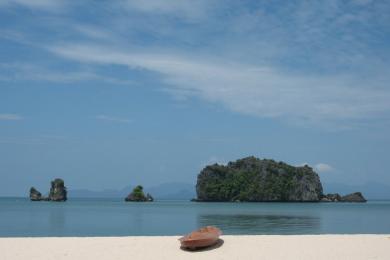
[125, 185, 154, 202]
[195, 156, 366, 202]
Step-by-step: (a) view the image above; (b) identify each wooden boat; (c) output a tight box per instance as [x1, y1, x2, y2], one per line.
[179, 226, 222, 250]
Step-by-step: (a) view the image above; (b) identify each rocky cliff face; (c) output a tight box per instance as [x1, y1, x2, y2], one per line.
[49, 179, 67, 201]
[29, 187, 43, 201]
[29, 178, 67, 202]
[196, 156, 324, 202]
[320, 193, 341, 202]
[341, 192, 366, 202]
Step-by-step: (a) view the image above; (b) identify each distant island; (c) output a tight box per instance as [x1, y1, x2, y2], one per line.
[194, 156, 366, 202]
[30, 178, 67, 202]
[27, 158, 366, 203]
[125, 185, 154, 202]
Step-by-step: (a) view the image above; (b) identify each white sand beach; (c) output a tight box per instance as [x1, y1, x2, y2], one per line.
[1, 235, 389, 260]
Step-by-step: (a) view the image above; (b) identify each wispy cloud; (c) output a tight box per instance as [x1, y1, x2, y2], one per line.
[0, 0, 65, 11]
[73, 25, 115, 41]
[49, 44, 390, 127]
[95, 115, 132, 123]
[0, 114, 23, 121]
[0, 63, 133, 85]
[3, 0, 390, 128]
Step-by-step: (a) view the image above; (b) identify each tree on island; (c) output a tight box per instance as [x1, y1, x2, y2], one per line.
[132, 185, 146, 200]
[125, 185, 154, 202]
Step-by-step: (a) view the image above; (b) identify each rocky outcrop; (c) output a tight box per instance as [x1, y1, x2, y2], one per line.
[341, 192, 367, 202]
[195, 156, 324, 202]
[125, 185, 154, 202]
[321, 192, 367, 202]
[29, 178, 67, 202]
[49, 178, 67, 201]
[29, 187, 43, 201]
[321, 193, 342, 202]
[146, 193, 154, 202]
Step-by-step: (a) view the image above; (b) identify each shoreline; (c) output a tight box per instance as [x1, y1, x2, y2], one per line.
[1, 235, 389, 260]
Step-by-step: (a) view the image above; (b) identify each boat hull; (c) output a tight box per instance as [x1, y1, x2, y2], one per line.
[179, 226, 222, 250]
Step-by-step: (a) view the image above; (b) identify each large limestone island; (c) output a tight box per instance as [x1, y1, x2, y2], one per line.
[125, 185, 154, 202]
[29, 178, 67, 202]
[195, 156, 366, 202]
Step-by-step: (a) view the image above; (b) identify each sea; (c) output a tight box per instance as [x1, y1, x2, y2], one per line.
[1, 198, 390, 237]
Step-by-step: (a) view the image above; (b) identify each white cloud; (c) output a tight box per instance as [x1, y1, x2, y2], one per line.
[297, 162, 334, 173]
[0, 63, 133, 85]
[73, 25, 114, 41]
[0, 114, 23, 120]
[314, 163, 334, 173]
[49, 44, 390, 127]
[95, 115, 132, 123]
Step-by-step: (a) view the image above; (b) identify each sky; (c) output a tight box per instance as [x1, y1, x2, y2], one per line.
[1, 0, 390, 196]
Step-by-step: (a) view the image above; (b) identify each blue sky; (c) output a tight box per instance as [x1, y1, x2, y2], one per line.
[1, 0, 390, 196]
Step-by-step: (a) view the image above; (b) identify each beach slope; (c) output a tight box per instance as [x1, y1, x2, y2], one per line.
[1, 235, 389, 260]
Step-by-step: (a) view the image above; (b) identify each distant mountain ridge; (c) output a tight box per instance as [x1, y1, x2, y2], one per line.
[69, 188, 126, 198]
[69, 182, 195, 200]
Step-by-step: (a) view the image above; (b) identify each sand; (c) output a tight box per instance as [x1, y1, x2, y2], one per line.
[1, 235, 389, 260]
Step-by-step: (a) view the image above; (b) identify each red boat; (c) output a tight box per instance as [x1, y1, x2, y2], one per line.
[179, 226, 222, 250]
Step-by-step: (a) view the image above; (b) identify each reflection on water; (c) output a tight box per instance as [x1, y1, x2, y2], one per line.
[49, 206, 65, 235]
[2, 198, 390, 236]
[198, 214, 321, 234]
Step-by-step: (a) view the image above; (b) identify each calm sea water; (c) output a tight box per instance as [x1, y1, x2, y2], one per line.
[1, 198, 390, 237]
